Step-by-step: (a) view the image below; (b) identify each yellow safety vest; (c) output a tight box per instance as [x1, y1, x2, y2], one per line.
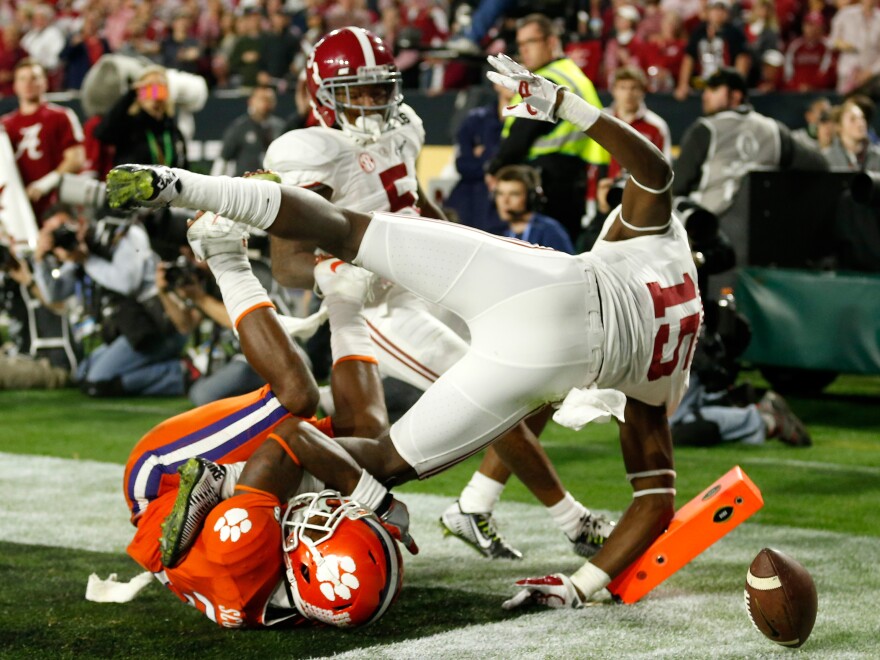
[502, 57, 609, 165]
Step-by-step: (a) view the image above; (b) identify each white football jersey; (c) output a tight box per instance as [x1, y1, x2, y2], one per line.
[584, 207, 702, 411]
[264, 104, 425, 214]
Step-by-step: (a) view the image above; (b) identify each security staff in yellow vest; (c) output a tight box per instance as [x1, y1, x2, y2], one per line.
[485, 13, 607, 244]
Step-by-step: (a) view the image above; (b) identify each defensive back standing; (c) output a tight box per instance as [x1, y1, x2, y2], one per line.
[107, 54, 701, 608]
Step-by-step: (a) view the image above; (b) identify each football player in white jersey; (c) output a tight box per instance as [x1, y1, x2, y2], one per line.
[263, 26, 612, 560]
[106, 53, 701, 608]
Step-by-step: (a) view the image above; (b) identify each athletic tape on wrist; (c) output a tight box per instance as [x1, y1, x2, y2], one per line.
[207, 252, 274, 328]
[557, 92, 601, 131]
[570, 562, 611, 601]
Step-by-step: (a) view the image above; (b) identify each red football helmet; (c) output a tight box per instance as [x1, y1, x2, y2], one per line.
[282, 490, 404, 628]
[305, 27, 403, 141]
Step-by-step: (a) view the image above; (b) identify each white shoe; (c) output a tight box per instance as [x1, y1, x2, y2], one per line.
[571, 512, 616, 558]
[439, 501, 522, 560]
[187, 211, 249, 261]
[313, 258, 375, 303]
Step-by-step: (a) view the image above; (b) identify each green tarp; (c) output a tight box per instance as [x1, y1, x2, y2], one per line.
[736, 267, 880, 374]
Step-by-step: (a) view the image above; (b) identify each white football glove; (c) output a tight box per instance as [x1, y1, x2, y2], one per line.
[501, 573, 584, 610]
[486, 53, 565, 122]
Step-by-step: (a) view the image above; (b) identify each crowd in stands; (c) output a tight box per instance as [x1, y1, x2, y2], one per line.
[1, 3, 879, 400]
[1, 0, 879, 98]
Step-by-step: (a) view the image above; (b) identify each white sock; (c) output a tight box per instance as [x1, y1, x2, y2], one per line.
[547, 492, 589, 540]
[220, 461, 246, 499]
[207, 253, 273, 327]
[174, 169, 280, 231]
[325, 296, 375, 363]
[458, 472, 505, 514]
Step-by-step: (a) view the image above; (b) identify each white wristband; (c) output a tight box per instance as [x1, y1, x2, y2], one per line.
[349, 470, 388, 513]
[31, 170, 61, 196]
[570, 561, 611, 601]
[557, 92, 601, 132]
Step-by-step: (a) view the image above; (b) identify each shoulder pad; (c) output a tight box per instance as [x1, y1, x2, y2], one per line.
[265, 128, 344, 171]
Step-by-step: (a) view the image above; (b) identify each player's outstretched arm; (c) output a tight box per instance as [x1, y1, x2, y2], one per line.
[486, 54, 672, 235]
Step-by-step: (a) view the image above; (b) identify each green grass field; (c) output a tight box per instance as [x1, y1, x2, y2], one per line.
[1, 374, 878, 658]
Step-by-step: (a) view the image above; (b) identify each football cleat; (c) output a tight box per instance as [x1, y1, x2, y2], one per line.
[439, 501, 522, 560]
[571, 512, 616, 558]
[160, 457, 226, 568]
[313, 258, 375, 303]
[758, 391, 812, 447]
[106, 164, 181, 209]
[187, 211, 249, 261]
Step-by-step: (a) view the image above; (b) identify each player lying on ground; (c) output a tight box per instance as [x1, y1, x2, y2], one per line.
[270, 26, 613, 561]
[124, 255, 410, 628]
[107, 53, 701, 608]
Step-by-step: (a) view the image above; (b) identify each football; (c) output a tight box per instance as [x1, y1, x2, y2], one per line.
[744, 547, 818, 648]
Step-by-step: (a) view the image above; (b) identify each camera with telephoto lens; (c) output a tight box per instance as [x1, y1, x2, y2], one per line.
[51, 219, 126, 261]
[163, 256, 200, 290]
[57, 173, 107, 212]
[51, 224, 80, 251]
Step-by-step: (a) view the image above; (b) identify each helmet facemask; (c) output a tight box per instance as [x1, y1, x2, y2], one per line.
[281, 490, 402, 628]
[316, 66, 403, 142]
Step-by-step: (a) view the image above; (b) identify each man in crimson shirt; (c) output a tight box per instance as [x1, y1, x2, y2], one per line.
[783, 12, 836, 91]
[593, 67, 672, 218]
[1, 59, 85, 223]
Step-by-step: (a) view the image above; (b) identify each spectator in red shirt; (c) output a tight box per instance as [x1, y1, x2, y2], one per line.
[0, 59, 85, 222]
[594, 67, 672, 217]
[640, 10, 687, 92]
[783, 11, 836, 91]
[602, 4, 645, 89]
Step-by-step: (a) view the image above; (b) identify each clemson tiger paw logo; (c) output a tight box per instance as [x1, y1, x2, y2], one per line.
[316, 555, 360, 600]
[214, 507, 252, 542]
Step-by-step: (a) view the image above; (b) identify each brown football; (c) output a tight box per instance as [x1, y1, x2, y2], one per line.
[744, 547, 818, 648]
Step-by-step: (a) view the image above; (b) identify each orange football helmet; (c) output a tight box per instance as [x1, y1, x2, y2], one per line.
[281, 490, 403, 627]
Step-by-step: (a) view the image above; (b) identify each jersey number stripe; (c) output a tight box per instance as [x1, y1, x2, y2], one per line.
[646, 273, 700, 382]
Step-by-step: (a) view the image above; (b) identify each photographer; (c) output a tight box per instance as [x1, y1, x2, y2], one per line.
[93, 65, 187, 168]
[156, 248, 266, 406]
[33, 204, 192, 397]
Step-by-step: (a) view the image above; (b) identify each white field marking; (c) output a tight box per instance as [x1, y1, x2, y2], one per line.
[741, 456, 880, 476]
[4, 453, 880, 658]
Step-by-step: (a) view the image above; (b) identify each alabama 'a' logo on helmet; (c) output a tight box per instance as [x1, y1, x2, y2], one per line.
[281, 491, 403, 627]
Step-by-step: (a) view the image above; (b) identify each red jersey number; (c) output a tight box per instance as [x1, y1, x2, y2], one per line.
[646, 273, 700, 381]
[379, 163, 417, 212]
